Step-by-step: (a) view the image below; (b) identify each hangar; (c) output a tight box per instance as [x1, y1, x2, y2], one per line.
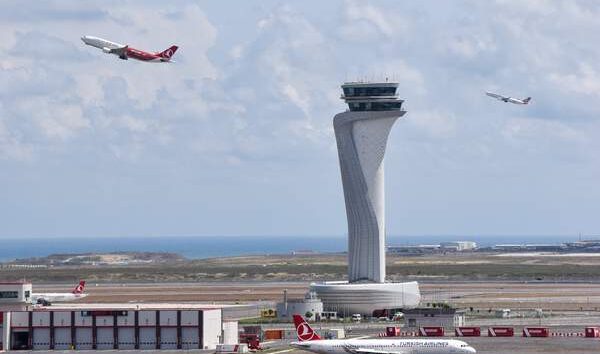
[1, 303, 235, 351]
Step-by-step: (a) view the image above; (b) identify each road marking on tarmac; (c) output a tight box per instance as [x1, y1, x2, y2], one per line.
[270, 349, 294, 354]
[353, 335, 371, 339]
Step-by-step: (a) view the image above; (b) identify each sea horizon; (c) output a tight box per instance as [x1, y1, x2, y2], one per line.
[0, 234, 591, 262]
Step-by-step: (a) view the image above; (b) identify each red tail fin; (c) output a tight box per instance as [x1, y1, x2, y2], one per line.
[293, 314, 321, 341]
[72, 280, 86, 294]
[157, 45, 178, 60]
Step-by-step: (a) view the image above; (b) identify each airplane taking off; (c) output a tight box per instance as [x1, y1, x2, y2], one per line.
[290, 314, 476, 354]
[32, 280, 87, 305]
[81, 36, 178, 62]
[486, 91, 531, 105]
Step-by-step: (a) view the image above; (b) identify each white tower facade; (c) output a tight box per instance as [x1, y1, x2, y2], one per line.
[335, 82, 405, 283]
[310, 82, 420, 315]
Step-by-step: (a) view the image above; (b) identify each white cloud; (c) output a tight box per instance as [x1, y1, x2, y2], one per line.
[36, 104, 89, 140]
[441, 33, 497, 60]
[2, 1, 600, 237]
[406, 110, 457, 139]
[502, 117, 587, 144]
[339, 0, 402, 39]
[0, 115, 33, 161]
[379, 60, 426, 96]
[494, 0, 558, 16]
[549, 63, 600, 97]
[282, 83, 310, 116]
[230, 44, 244, 60]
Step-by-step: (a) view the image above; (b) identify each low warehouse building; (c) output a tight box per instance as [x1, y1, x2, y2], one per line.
[1, 303, 232, 351]
[403, 308, 465, 329]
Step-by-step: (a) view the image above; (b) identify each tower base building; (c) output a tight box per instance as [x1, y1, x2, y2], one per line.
[310, 281, 420, 315]
[312, 82, 421, 315]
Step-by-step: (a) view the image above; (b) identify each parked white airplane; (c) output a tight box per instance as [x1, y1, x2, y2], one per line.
[32, 280, 87, 305]
[290, 315, 476, 354]
[485, 91, 531, 105]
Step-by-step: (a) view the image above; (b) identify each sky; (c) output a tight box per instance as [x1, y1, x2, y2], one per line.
[1, 0, 600, 239]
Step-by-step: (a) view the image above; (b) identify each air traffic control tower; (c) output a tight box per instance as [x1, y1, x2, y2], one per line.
[311, 82, 421, 315]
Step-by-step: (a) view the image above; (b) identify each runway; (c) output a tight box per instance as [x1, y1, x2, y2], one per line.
[34, 281, 600, 312]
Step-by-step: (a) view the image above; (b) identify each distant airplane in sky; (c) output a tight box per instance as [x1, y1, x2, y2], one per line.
[486, 91, 531, 105]
[32, 280, 87, 305]
[81, 35, 178, 62]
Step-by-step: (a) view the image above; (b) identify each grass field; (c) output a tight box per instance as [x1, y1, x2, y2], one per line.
[4, 252, 600, 283]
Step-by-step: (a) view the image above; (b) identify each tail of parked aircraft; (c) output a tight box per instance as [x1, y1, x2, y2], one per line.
[157, 45, 178, 60]
[523, 97, 531, 104]
[72, 280, 86, 294]
[292, 314, 321, 341]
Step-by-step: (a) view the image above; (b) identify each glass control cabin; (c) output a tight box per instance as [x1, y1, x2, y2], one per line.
[341, 82, 405, 112]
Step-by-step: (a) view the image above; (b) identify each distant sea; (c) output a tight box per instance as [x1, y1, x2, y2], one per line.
[0, 235, 585, 262]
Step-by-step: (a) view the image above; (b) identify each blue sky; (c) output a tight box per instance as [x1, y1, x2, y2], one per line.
[1, 0, 600, 238]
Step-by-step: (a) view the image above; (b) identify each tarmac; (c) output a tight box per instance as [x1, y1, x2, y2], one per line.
[22, 281, 600, 353]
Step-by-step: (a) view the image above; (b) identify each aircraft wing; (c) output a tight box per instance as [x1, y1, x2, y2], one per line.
[485, 92, 504, 99]
[109, 45, 128, 59]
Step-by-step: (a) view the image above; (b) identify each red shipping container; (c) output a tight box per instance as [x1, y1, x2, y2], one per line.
[455, 327, 481, 337]
[585, 327, 600, 338]
[386, 327, 401, 337]
[419, 327, 444, 337]
[488, 327, 514, 337]
[263, 329, 283, 340]
[523, 327, 549, 337]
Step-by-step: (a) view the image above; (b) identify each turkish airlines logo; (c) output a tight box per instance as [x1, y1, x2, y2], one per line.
[74, 284, 84, 293]
[297, 323, 316, 341]
[163, 49, 174, 58]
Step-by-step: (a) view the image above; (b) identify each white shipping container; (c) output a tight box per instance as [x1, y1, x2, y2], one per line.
[202, 309, 222, 349]
[326, 328, 345, 339]
[222, 321, 239, 344]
